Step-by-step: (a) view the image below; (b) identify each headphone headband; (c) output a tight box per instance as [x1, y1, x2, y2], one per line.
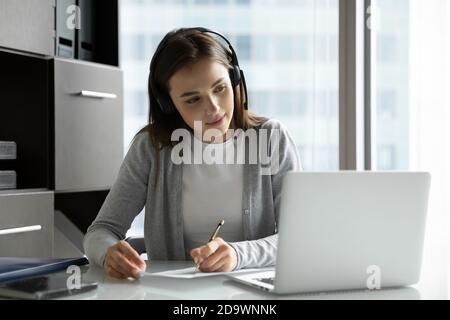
[194, 27, 241, 67]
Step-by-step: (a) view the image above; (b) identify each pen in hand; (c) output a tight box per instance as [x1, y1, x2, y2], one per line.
[209, 219, 225, 242]
[195, 219, 225, 271]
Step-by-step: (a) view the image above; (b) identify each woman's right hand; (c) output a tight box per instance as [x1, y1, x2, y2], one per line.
[104, 240, 146, 279]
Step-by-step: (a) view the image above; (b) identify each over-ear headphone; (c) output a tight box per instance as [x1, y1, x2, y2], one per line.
[149, 27, 248, 115]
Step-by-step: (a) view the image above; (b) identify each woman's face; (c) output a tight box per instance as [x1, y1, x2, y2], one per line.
[168, 59, 235, 143]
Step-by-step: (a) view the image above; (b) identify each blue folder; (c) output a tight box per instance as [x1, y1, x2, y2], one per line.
[0, 257, 89, 283]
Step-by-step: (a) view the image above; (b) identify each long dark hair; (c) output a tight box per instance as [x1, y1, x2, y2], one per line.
[135, 28, 268, 180]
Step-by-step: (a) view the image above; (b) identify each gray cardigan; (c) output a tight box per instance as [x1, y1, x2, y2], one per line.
[83, 119, 301, 270]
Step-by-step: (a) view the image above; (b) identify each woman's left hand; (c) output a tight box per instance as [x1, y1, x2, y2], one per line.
[190, 237, 237, 272]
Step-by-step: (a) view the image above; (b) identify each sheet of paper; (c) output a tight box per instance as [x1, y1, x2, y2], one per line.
[141, 266, 274, 279]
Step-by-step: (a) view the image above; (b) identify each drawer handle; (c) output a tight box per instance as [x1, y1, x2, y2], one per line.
[0, 225, 42, 236]
[78, 90, 117, 99]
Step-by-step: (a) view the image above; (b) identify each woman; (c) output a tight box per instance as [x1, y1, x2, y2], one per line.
[84, 27, 301, 280]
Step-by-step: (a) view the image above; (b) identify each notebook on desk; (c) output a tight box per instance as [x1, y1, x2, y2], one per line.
[0, 257, 89, 283]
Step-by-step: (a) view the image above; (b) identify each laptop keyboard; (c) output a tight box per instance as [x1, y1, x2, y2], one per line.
[255, 277, 274, 285]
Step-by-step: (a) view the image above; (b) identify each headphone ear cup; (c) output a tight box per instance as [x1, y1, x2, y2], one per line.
[229, 65, 242, 87]
[229, 66, 249, 111]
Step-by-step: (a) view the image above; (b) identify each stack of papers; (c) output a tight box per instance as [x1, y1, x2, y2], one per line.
[142, 266, 275, 279]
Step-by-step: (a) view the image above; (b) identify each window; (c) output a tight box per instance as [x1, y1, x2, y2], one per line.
[376, 35, 397, 63]
[125, 90, 147, 117]
[317, 34, 338, 63]
[235, 34, 252, 61]
[121, 34, 146, 61]
[376, 145, 395, 170]
[377, 90, 396, 118]
[274, 36, 295, 61]
[293, 35, 310, 62]
[251, 35, 270, 61]
[120, 0, 339, 168]
[371, 0, 450, 298]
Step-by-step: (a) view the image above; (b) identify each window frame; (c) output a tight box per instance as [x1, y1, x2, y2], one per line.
[338, 0, 372, 170]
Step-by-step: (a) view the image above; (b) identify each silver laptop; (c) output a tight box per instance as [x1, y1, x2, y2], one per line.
[228, 171, 431, 294]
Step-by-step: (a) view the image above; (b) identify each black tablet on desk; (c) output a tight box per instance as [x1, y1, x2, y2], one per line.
[0, 272, 98, 300]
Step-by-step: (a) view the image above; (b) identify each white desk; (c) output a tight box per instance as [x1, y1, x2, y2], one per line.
[60, 260, 446, 300]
